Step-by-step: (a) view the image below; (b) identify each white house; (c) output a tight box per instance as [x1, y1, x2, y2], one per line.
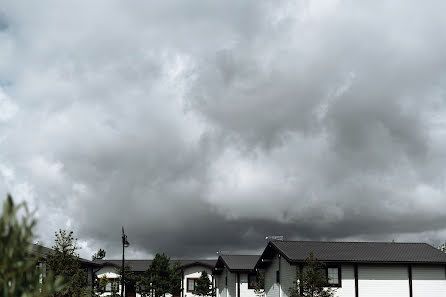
[255, 240, 446, 297]
[95, 259, 216, 297]
[213, 255, 260, 297]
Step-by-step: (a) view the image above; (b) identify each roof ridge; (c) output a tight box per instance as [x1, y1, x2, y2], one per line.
[275, 240, 430, 245]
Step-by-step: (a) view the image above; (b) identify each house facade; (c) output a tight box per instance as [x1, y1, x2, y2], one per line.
[213, 255, 260, 297]
[95, 259, 216, 297]
[255, 240, 446, 297]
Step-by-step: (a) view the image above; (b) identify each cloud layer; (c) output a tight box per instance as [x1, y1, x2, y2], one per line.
[1, 0, 446, 259]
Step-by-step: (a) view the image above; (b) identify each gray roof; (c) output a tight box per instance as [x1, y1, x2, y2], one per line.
[216, 255, 260, 272]
[96, 259, 217, 272]
[259, 240, 446, 264]
[31, 244, 101, 266]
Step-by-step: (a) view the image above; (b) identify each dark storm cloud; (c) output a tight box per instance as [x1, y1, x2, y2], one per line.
[1, 0, 446, 259]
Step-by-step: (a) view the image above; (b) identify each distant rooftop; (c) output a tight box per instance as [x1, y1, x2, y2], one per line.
[96, 259, 217, 272]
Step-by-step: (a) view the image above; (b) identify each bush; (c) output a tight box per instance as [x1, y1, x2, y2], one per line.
[0, 194, 64, 297]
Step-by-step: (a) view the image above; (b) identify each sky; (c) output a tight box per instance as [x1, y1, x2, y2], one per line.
[1, 0, 446, 260]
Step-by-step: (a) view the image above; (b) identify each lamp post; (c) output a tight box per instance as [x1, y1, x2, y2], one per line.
[121, 226, 130, 297]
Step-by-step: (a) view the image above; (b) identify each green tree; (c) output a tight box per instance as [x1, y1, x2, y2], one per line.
[115, 263, 139, 296]
[146, 253, 171, 297]
[169, 260, 182, 295]
[46, 229, 88, 297]
[253, 271, 265, 297]
[194, 271, 212, 297]
[439, 241, 446, 252]
[92, 249, 106, 261]
[0, 194, 64, 297]
[289, 252, 335, 297]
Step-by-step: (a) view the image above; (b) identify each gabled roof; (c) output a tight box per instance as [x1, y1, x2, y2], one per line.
[31, 244, 102, 267]
[96, 259, 217, 272]
[256, 240, 446, 266]
[214, 255, 260, 273]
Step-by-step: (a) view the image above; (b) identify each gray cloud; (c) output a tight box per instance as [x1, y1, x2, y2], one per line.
[1, 0, 446, 259]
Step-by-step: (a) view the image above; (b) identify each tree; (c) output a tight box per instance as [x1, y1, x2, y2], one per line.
[46, 229, 88, 297]
[438, 241, 446, 252]
[92, 248, 106, 261]
[194, 271, 213, 297]
[147, 253, 171, 297]
[0, 194, 64, 296]
[253, 271, 265, 297]
[289, 252, 335, 297]
[115, 263, 139, 297]
[169, 260, 182, 296]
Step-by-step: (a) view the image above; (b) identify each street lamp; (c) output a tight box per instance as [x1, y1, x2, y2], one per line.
[121, 226, 130, 297]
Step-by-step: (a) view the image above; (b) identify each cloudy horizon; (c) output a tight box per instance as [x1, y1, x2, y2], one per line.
[1, 0, 446, 260]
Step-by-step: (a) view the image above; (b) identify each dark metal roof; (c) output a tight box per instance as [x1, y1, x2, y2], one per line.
[258, 240, 446, 265]
[215, 255, 260, 272]
[96, 259, 217, 272]
[31, 244, 101, 266]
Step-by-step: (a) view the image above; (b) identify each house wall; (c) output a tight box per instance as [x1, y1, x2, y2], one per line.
[412, 265, 446, 297]
[262, 253, 446, 297]
[215, 269, 227, 297]
[264, 254, 280, 297]
[183, 265, 213, 297]
[238, 273, 258, 297]
[227, 268, 237, 297]
[358, 264, 409, 297]
[96, 265, 124, 297]
[334, 265, 355, 297]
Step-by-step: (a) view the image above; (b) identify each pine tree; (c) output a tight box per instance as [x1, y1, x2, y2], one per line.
[169, 260, 182, 295]
[46, 229, 88, 297]
[147, 253, 171, 297]
[289, 252, 335, 297]
[194, 271, 212, 297]
[92, 249, 106, 261]
[253, 271, 265, 297]
[0, 194, 64, 296]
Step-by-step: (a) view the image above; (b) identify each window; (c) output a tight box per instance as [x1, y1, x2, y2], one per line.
[276, 270, 280, 283]
[187, 278, 198, 292]
[105, 278, 119, 292]
[326, 266, 341, 287]
[248, 273, 257, 289]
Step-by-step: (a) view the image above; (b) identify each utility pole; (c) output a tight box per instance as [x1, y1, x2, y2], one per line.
[121, 226, 130, 297]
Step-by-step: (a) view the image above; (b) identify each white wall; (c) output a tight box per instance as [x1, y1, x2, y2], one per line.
[183, 265, 213, 297]
[412, 265, 446, 297]
[96, 265, 124, 297]
[334, 265, 355, 297]
[239, 273, 258, 297]
[357, 265, 409, 297]
[262, 254, 446, 297]
[264, 254, 280, 297]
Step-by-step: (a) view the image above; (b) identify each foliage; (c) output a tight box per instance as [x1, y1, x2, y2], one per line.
[169, 260, 182, 295]
[46, 229, 88, 297]
[439, 241, 446, 252]
[0, 194, 64, 297]
[194, 271, 213, 297]
[92, 249, 106, 261]
[253, 271, 265, 297]
[115, 262, 140, 295]
[146, 253, 171, 297]
[289, 252, 335, 297]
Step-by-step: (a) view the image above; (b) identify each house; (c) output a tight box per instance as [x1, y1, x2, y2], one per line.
[213, 255, 261, 297]
[94, 259, 217, 297]
[31, 244, 101, 288]
[255, 240, 446, 297]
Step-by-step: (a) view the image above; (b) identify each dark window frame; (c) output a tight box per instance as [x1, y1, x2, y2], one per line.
[325, 265, 342, 288]
[248, 273, 257, 289]
[187, 278, 199, 292]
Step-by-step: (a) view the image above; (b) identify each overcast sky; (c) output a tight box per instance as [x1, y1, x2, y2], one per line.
[1, 0, 446, 260]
